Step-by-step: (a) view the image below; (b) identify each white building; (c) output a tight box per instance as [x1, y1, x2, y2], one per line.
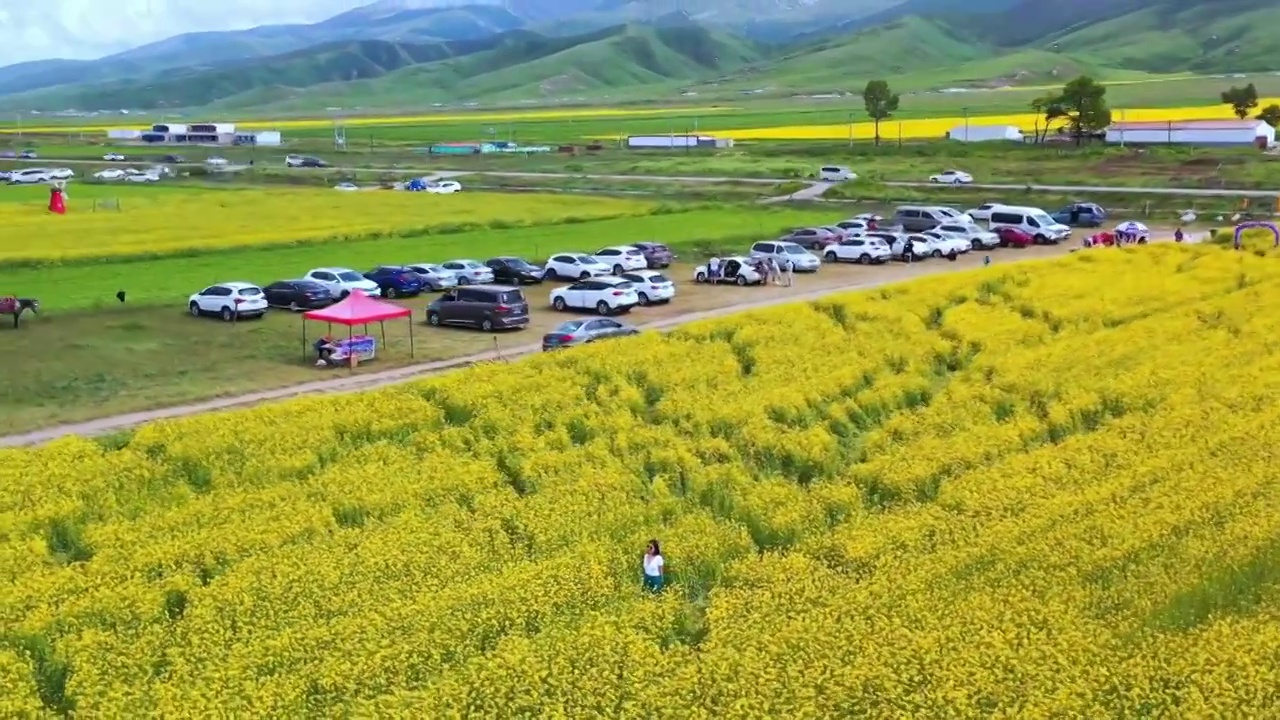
[105, 122, 282, 146]
[1105, 119, 1275, 147]
[947, 124, 1024, 142]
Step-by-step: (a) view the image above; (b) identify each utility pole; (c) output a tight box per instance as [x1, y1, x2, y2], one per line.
[963, 106, 970, 142]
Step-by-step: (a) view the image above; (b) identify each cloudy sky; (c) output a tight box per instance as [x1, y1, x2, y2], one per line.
[0, 0, 381, 66]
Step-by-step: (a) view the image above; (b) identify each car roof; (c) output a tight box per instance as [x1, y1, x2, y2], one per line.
[623, 268, 661, 275]
[454, 284, 522, 292]
[443, 258, 480, 263]
[215, 281, 259, 289]
[592, 275, 629, 284]
[310, 267, 356, 273]
[408, 261, 443, 267]
[600, 244, 639, 251]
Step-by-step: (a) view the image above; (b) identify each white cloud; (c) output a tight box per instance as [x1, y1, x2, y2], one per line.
[0, 0, 376, 66]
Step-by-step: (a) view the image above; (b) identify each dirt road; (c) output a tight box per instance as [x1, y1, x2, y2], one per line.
[0, 236, 1206, 448]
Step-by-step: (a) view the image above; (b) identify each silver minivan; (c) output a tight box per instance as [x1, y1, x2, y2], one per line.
[892, 205, 958, 232]
[818, 165, 856, 181]
[749, 241, 822, 272]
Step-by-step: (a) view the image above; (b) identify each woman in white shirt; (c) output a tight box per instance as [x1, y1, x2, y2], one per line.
[643, 539, 665, 593]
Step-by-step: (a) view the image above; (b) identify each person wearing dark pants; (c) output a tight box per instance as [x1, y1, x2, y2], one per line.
[642, 539, 665, 593]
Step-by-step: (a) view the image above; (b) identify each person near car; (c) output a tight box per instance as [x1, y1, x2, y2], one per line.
[708, 256, 721, 284]
[643, 539, 665, 593]
[868, 218, 878, 231]
[782, 258, 794, 287]
[902, 237, 914, 263]
[766, 256, 780, 285]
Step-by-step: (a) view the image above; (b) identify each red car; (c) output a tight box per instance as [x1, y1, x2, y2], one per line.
[997, 227, 1034, 248]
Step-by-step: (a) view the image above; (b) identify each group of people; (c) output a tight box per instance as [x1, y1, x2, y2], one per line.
[706, 256, 795, 286]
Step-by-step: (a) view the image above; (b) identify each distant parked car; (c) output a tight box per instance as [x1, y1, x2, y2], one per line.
[426, 285, 529, 332]
[996, 227, 1035, 248]
[7, 168, 51, 184]
[1051, 202, 1107, 227]
[124, 172, 159, 183]
[818, 165, 857, 181]
[206, 157, 228, 167]
[929, 169, 973, 184]
[19, 150, 37, 159]
[363, 266, 427, 298]
[932, 221, 1001, 250]
[262, 279, 336, 310]
[103, 152, 125, 161]
[485, 256, 544, 284]
[334, 182, 359, 191]
[824, 237, 893, 264]
[543, 253, 612, 280]
[187, 282, 268, 321]
[46, 168, 74, 180]
[966, 203, 1000, 223]
[549, 276, 640, 315]
[94, 168, 127, 180]
[630, 241, 675, 268]
[285, 154, 328, 168]
[0, 150, 15, 158]
[428, 180, 462, 193]
[921, 230, 971, 257]
[542, 318, 639, 351]
[780, 227, 840, 250]
[693, 256, 765, 285]
[620, 269, 676, 305]
[593, 245, 649, 274]
[161, 154, 185, 163]
[749, 241, 821, 272]
[404, 263, 459, 291]
[303, 267, 381, 298]
[440, 259, 495, 285]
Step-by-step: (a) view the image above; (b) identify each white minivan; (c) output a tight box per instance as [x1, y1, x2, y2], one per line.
[988, 206, 1072, 244]
[818, 165, 857, 181]
[7, 168, 51, 184]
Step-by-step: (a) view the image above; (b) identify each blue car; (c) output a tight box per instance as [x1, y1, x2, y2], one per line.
[1052, 202, 1106, 227]
[363, 266, 427, 298]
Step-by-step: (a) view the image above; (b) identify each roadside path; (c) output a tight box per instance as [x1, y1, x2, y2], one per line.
[0, 241, 1142, 448]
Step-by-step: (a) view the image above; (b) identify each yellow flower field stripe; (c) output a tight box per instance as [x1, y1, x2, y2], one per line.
[4, 244, 1280, 714]
[0, 188, 650, 263]
[2, 106, 736, 134]
[702, 98, 1280, 140]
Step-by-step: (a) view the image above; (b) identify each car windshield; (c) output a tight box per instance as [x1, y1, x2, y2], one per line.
[612, 282, 635, 290]
[784, 245, 807, 255]
[337, 271, 363, 282]
[1032, 213, 1055, 226]
[556, 320, 586, 332]
[461, 261, 483, 269]
[625, 249, 643, 256]
[508, 259, 536, 268]
[497, 291, 524, 304]
[422, 265, 446, 273]
[298, 282, 325, 291]
[573, 255, 596, 263]
[237, 287, 262, 296]
[647, 274, 670, 283]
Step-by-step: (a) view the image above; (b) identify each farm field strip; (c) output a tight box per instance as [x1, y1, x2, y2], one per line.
[0, 186, 652, 265]
[3, 244, 1280, 715]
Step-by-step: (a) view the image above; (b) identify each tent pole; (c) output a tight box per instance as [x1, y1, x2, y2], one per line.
[380, 320, 386, 351]
[408, 317, 415, 358]
[348, 324, 354, 373]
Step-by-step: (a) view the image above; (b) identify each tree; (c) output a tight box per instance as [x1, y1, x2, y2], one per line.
[1258, 104, 1280, 128]
[1030, 94, 1068, 143]
[862, 80, 899, 146]
[1221, 84, 1259, 119]
[1049, 75, 1111, 146]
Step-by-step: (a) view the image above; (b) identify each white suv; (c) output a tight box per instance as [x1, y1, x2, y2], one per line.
[187, 282, 268, 321]
[549, 276, 640, 315]
[303, 267, 381, 298]
[824, 237, 892, 264]
[544, 253, 612, 280]
[593, 245, 648, 274]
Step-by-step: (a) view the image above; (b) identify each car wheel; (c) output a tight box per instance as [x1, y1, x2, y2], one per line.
[637, 292, 650, 306]
[188, 302, 200, 317]
[427, 311, 441, 326]
[288, 301, 300, 312]
[932, 250, 942, 258]
[481, 318, 494, 332]
[736, 275, 748, 286]
[1035, 234, 1047, 244]
[971, 239, 982, 250]
[824, 251, 837, 263]
[596, 300, 611, 315]
[930, 178, 939, 183]
[695, 272, 707, 283]
[457, 277, 470, 285]
[579, 272, 591, 280]
[553, 297, 567, 311]
[385, 287, 398, 299]
[859, 254, 871, 265]
[612, 264, 624, 275]
[339, 290, 350, 300]
[219, 307, 235, 322]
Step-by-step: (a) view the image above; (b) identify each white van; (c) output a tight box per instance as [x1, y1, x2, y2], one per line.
[818, 165, 857, 181]
[7, 168, 51, 184]
[988, 205, 1072, 243]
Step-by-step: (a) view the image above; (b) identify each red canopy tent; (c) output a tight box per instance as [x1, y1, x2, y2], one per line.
[301, 290, 414, 365]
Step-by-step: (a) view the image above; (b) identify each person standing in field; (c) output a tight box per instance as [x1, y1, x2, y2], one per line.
[643, 540, 665, 593]
[708, 256, 721, 284]
[767, 256, 780, 285]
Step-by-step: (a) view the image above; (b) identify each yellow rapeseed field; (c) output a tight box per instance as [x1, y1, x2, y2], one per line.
[0, 187, 650, 263]
[713, 98, 1280, 140]
[5, 244, 1280, 715]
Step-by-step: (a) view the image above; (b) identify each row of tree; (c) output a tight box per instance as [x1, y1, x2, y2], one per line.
[858, 76, 1280, 147]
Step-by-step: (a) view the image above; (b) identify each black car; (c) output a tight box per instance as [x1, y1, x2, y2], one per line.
[485, 256, 544, 285]
[262, 279, 336, 310]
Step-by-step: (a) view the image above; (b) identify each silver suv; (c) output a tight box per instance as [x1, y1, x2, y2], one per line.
[749, 241, 821, 272]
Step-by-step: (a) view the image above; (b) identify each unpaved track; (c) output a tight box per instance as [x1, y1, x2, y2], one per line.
[0, 243, 1115, 448]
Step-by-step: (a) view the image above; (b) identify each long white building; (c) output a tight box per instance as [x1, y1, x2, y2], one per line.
[1105, 119, 1275, 147]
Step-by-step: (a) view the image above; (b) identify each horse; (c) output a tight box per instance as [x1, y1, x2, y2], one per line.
[0, 296, 39, 328]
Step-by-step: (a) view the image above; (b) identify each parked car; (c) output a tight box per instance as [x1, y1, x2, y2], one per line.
[103, 152, 125, 161]
[893, 205, 958, 233]
[94, 168, 127, 180]
[929, 169, 973, 184]
[46, 168, 74, 180]
[187, 282, 268, 321]
[426, 285, 530, 332]
[7, 168, 51, 184]
[125, 171, 160, 183]
[1051, 202, 1107, 227]
[404, 263, 459, 291]
[262, 279, 336, 310]
[630, 241, 675, 268]
[921, 230, 971, 257]
[285, 155, 328, 168]
[996, 227, 1035, 248]
[303, 267, 382, 298]
[835, 219, 872, 235]
[886, 235, 933, 262]
[428, 180, 462, 193]
[966, 203, 1001, 223]
[550, 276, 640, 315]
[693, 256, 765, 285]
[932, 221, 1001, 250]
[485, 256, 544, 285]
[161, 154, 185, 163]
[363, 266, 427, 298]
[19, 150, 36, 159]
[334, 182, 359, 191]
[542, 318, 639, 351]
[780, 227, 840, 250]
[749, 241, 822, 272]
[620, 269, 676, 305]
[818, 165, 857, 181]
[823, 237, 893, 264]
[0, 150, 16, 158]
[440, 259, 495, 285]
[989, 206, 1071, 244]
[593, 245, 649, 274]
[543, 253, 612, 280]
[205, 157, 228, 167]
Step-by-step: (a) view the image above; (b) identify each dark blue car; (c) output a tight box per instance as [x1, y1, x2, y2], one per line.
[363, 266, 427, 299]
[1052, 202, 1106, 227]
